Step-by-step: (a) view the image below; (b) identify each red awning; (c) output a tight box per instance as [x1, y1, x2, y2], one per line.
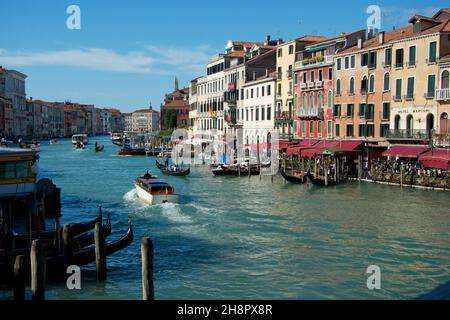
[383, 145, 430, 158]
[301, 148, 322, 158]
[286, 146, 313, 155]
[298, 139, 320, 147]
[419, 149, 450, 170]
[298, 140, 364, 158]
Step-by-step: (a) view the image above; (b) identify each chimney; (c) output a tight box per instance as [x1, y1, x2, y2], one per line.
[357, 38, 363, 49]
[266, 69, 269, 77]
[378, 31, 385, 45]
[265, 35, 271, 45]
[367, 27, 374, 39]
[277, 38, 283, 45]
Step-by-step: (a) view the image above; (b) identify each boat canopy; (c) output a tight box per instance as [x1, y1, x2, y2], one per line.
[419, 149, 450, 170]
[382, 145, 430, 158]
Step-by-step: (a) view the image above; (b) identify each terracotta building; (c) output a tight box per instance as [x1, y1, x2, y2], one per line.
[160, 78, 190, 130]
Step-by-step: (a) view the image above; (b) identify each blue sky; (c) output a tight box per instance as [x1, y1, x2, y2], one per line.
[0, 0, 448, 112]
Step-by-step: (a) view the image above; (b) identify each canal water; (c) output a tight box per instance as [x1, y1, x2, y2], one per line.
[2, 136, 450, 300]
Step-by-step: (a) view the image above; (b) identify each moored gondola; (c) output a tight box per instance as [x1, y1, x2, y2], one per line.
[307, 172, 336, 187]
[95, 145, 105, 152]
[281, 169, 307, 184]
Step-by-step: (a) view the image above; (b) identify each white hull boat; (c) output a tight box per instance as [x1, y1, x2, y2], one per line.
[135, 178, 179, 205]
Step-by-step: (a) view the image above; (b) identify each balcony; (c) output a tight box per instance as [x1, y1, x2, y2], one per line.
[382, 61, 391, 67]
[286, 70, 293, 79]
[394, 62, 404, 69]
[403, 94, 415, 101]
[407, 60, 417, 68]
[308, 82, 315, 89]
[227, 82, 237, 91]
[385, 129, 431, 141]
[315, 81, 323, 88]
[433, 134, 450, 147]
[297, 107, 324, 119]
[436, 88, 450, 101]
[294, 55, 333, 70]
[393, 95, 402, 102]
[300, 83, 307, 89]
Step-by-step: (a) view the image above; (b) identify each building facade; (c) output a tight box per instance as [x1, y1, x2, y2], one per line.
[160, 79, 190, 130]
[0, 96, 13, 137]
[131, 107, 160, 133]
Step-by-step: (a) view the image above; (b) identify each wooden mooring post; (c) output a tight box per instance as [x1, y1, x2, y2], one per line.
[13, 255, 26, 301]
[141, 237, 154, 300]
[62, 224, 74, 267]
[94, 222, 107, 281]
[31, 240, 46, 301]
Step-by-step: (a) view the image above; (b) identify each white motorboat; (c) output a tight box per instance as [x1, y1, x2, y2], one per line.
[134, 177, 179, 205]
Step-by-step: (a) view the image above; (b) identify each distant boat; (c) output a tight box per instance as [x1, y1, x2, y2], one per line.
[72, 134, 89, 145]
[135, 176, 179, 205]
[50, 139, 58, 145]
[95, 145, 105, 152]
[111, 132, 123, 147]
[307, 172, 336, 187]
[155, 160, 190, 176]
[118, 147, 146, 156]
[211, 164, 260, 176]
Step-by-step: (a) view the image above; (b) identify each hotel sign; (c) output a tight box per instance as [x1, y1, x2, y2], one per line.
[393, 105, 436, 116]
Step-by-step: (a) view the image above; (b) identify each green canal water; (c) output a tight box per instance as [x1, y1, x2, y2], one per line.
[1, 136, 450, 300]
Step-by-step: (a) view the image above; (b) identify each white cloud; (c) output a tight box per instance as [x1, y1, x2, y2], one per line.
[0, 45, 215, 75]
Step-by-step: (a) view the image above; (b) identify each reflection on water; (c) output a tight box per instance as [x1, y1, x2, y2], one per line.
[2, 136, 449, 300]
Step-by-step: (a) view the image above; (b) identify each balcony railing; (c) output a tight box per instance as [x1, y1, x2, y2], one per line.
[296, 107, 324, 119]
[300, 83, 307, 89]
[433, 134, 450, 147]
[436, 88, 450, 101]
[308, 82, 315, 89]
[395, 62, 404, 69]
[315, 81, 323, 88]
[385, 129, 431, 140]
[404, 94, 415, 101]
[294, 55, 333, 70]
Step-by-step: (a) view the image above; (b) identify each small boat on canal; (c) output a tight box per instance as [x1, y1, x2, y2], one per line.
[118, 147, 146, 156]
[281, 169, 307, 184]
[155, 160, 190, 177]
[212, 164, 260, 176]
[50, 139, 58, 145]
[135, 174, 179, 205]
[95, 143, 105, 152]
[111, 132, 124, 147]
[72, 134, 89, 145]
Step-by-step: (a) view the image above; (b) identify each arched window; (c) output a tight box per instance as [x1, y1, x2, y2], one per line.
[310, 92, 315, 109]
[294, 93, 298, 109]
[302, 93, 307, 109]
[318, 92, 323, 108]
[383, 73, 390, 91]
[426, 113, 434, 136]
[394, 115, 400, 131]
[349, 78, 355, 95]
[267, 132, 272, 157]
[327, 91, 333, 108]
[336, 79, 341, 95]
[406, 115, 414, 132]
[442, 70, 450, 89]
[369, 75, 375, 93]
[440, 112, 449, 135]
[361, 76, 368, 92]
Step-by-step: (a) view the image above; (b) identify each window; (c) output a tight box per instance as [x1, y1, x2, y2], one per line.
[408, 46, 416, 66]
[328, 68, 333, 80]
[429, 42, 437, 63]
[256, 107, 259, 121]
[262, 86, 265, 97]
[351, 55, 355, 68]
[302, 120, 306, 136]
[365, 104, 374, 120]
[427, 75, 436, 98]
[380, 124, 389, 138]
[289, 45, 294, 55]
[267, 106, 271, 120]
[395, 79, 402, 99]
[310, 92, 314, 109]
[349, 78, 355, 95]
[442, 70, 450, 89]
[382, 102, 390, 120]
[346, 125, 354, 137]
[318, 92, 323, 108]
[345, 56, 349, 69]
[359, 104, 366, 117]
[327, 91, 333, 108]
[346, 104, 354, 117]
[277, 67, 282, 80]
[261, 106, 265, 121]
[267, 85, 271, 96]
[310, 71, 315, 82]
[361, 76, 368, 93]
[336, 79, 341, 95]
[318, 120, 322, 136]
[383, 73, 390, 91]
[246, 108, 249, 121]
[309, 120, 314, 135]
[302, 93, 307, 108]
[318, 70, 323, 82]
[384, 48, 392, 66]
[337, 58, 342, 70]
[303, 72, 307, 83]
[294, 73, 298, 85]
[369, 75, 375, 93]
[368, 51, 377, 68]
[395, 49, 404, 68]
[278, 48, 283, 58]
[333, 104, 341, 117]
[335, 124, 340, 137]
[327, 121, 332, 137]
[251, 108, 254, 121]
[277, 83, 281, 96]
[406, 77, 415, 99]
[251, 89, 254, 99]
[361, 53, 369, 66]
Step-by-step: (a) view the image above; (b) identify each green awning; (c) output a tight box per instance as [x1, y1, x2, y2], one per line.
[320, 148, 345, 156]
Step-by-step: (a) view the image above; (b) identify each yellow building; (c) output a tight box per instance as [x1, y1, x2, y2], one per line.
[275, 36, 325, 141]
[388, 11, 450, 145]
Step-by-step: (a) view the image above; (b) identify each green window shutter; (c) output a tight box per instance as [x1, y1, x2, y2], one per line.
[427, 75, 436, 97]
[396, 79, 402, 98]
[409, 46, 416, 65]
[407, 78, 415, 97]
[429, 42, 437, 63]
